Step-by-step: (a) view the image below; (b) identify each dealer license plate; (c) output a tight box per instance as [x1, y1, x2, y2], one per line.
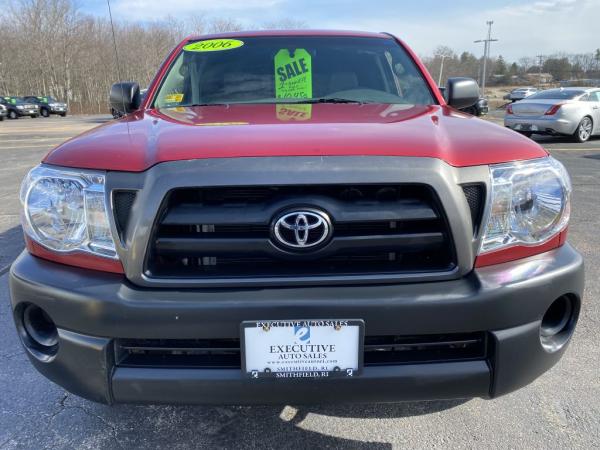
[241, 319, 364, 379]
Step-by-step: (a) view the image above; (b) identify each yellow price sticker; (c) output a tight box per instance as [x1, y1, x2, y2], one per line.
[183, 39, 245, 52]
[164, 93, 184, 103]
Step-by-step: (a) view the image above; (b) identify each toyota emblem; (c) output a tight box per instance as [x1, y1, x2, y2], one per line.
[272, 210, 332, 250]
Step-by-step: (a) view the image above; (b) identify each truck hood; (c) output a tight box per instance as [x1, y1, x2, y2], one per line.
[44, 103, 547, 172]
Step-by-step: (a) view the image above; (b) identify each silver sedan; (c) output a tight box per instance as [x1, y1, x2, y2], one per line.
[503, 86, 538, 102]
[504, 87, 600, 142]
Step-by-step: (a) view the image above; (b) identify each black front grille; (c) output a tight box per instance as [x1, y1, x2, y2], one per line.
[363, 332, 487, 366]
[113, 190, 137, 241]
[461, 184, 485, 233]
[115, 333, 487, 369]
[145, 185, 456, 280]
[116, 338, 241, 369]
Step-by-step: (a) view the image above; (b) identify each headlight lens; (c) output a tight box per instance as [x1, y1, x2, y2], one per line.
[20, 165, 118, 258]
[480, 157, 571, 254]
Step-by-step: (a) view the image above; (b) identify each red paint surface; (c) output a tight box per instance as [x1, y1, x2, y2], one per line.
[44, 103, 547, 171]
[474, 233, 564, 268]
[184, 29, 395, 41]
[25, 237, 124, 274]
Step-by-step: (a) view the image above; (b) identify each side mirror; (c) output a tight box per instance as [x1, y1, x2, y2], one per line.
[445, 77, 479, 109]
[110, 82, 141, 114]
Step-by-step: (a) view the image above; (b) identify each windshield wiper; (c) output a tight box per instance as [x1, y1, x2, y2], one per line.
[178, 103, 230, 107]
[172, 99, 370, 107]
[284, 97, 367, 104]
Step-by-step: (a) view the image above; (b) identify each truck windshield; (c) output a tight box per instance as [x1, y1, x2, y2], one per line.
[153, 36, 435, 108]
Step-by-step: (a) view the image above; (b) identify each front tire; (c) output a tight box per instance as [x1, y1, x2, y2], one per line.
[60, 112, 67, 117]
[41, 108, 49, 117]
[8, 110, 17, 119]
[574, 116, 593, 143]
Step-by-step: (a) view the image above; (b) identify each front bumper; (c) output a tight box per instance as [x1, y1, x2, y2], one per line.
[16, 109, 38, 117]
[9, 245, 584, 405]
[504, 116, 577, 135]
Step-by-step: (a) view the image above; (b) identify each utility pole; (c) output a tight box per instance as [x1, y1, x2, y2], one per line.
[437, 55, 446, 86]
[536, 54, 544, 88]
[474, 20, 498, 97]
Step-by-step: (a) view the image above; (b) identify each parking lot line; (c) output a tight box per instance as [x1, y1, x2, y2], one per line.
[0, 144, 59, 150]
[0, 137, 67, 142]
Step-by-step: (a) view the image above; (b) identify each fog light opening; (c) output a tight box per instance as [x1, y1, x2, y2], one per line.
[541, 296, 572, 337]
[17, 304, 59, 360]
[540, 295, 578, 352]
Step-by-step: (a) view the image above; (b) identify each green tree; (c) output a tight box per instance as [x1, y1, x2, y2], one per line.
[571, 62, 584, 79]
[543, 57, 572, 81]
[495, 55, 507, 76]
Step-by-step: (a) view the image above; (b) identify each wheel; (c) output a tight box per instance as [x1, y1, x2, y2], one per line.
[32, 114, 39, 118]
[41, 108, 49, 117]
[573, 116, 593, 143]
[60, 112, 67, 117]
[8, 110, 17, 119]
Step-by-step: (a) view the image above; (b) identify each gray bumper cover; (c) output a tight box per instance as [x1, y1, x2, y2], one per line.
[9, 243, 584, 405]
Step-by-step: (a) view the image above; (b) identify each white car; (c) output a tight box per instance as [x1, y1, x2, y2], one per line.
[504, 87, 538, 102]
[504, 87, 600, 142]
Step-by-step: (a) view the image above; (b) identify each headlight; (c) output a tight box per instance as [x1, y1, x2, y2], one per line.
[20, 165, 118, 258]
[17, 105, 24, 109]
[480, 157, 571, 254]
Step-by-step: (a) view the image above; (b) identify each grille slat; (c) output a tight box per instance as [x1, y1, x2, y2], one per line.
[154, 232, 445, 257]
[145, 184, 455, 281]
[115, 333, 487, 369]
[161, 197, 438, 226]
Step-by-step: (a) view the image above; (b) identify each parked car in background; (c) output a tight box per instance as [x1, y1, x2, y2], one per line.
[1, 97, 39, 118]
[503, 87, 538, 102]
[459, 97, 489, 116]
[23, 96, 68, 117]
[0, 103, 7, 121]
[504, 87, 600, 142]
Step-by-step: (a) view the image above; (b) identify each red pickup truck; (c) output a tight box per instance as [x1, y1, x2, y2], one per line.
[10, 31, 583, 405]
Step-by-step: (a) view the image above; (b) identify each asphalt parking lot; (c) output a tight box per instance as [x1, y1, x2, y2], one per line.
[0, 114, 599, 449]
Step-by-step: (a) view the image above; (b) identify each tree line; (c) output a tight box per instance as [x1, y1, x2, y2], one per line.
[1, 1, 599, 114]
[424, 45, 600, 87]
[0, 0, 306, 113]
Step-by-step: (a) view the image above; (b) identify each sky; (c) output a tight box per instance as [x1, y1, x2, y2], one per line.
[78, 0, 599, 60]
